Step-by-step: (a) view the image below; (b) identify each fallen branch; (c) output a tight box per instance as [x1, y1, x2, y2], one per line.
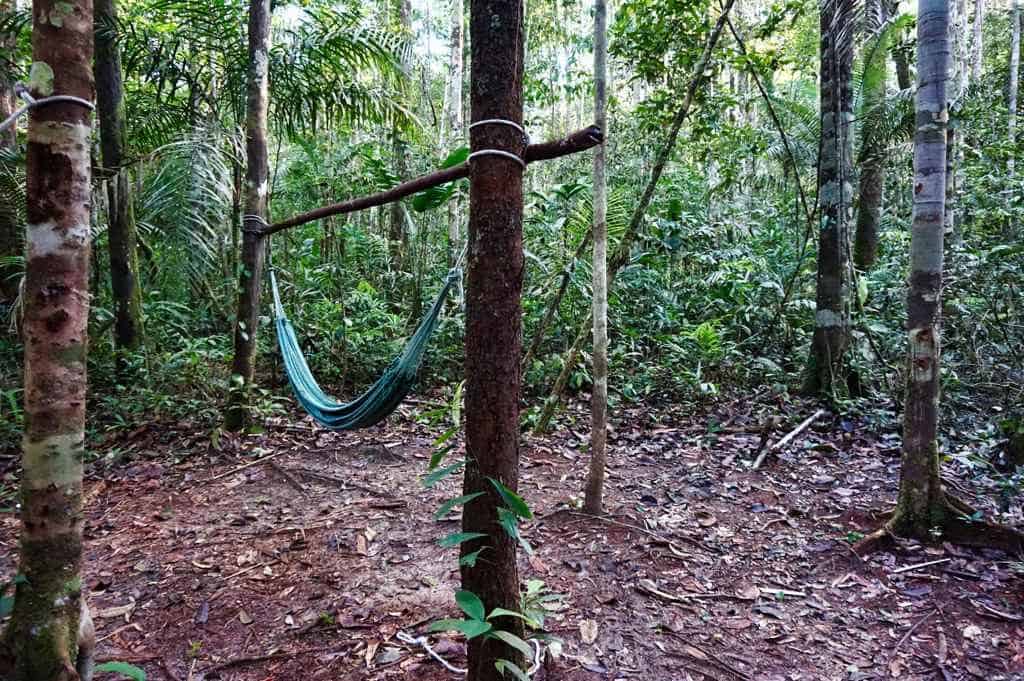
[751, 408, 826, 470]
[201, 450, 288, 484]
[891, 558, 951, 575]
[262, 125, 603, 235]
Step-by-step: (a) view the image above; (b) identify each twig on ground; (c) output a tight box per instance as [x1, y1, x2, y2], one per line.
[199, 644, 350, 674]
[891, 558, 951, 575]
[268, 461, 307, 492]
[752, 409, 826, 470]
[201, 450, 288, 484]
[890, 609, 937, 662]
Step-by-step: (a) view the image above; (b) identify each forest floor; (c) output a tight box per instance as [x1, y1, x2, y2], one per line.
[2, 395, 1024, 681]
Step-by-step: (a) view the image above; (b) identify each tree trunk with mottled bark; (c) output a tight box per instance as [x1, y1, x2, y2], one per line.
[0, 0, 19, 305]
[971, 0, 984, 85]
[806, 0, 854, 396]
[862, 0, 1024, 554]
[854, 0, 888, 271]
[584, 0, 608, 515]
[389, 0, 412, 266]
[225, 0, 270, 432]
[445, 0, 464, 266]
[1010, 0, 1020, 177]
[460, 1, 528, 678]
[0, 0, 94, 677]
[95, 0, 144, 356]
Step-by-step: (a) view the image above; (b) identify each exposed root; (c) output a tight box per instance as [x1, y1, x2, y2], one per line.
[855, 496, 1024, 557]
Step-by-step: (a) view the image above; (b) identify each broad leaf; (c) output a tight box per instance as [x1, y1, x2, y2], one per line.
[489, 630, 534, 661]
[438, 531, 487, 548]
[429, 617, 493, 639]
[423, 460, 464, 488]
[488, 478, 533, 519]
[94, 662, 147, 681]
[434, 492, 484, 520]
[455, 590, 486, 621]
[459, 548, 486, 567]
[495, 659, 531, 681]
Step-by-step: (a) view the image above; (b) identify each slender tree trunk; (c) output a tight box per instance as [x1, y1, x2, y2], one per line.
[584, 0, 608, 515]
[521, 227, 591, 374]
[446, 0, 464, 266]
[95, 0, 143, 356]
[0, 0, 19, 305]
[460, 0, 528, 678]
[1, 0, 94, 677]
[971, 0, 984, 84]
[225, 0, 271, 432]
[534, 0, 737, 434]
[1010, 0, 1020, 177]
[389, 0, 412, 265]
[806, 0, 854, 397]
[854, 0, 888, 271]
[890, 0, 951, 538]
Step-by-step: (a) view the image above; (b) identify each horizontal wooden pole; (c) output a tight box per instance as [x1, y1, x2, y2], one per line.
[261, 125, 603, 236]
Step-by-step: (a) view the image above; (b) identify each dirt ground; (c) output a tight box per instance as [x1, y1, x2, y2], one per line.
[2, 396, 1023, 681]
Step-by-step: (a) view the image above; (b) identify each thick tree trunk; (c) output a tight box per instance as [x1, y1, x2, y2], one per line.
[854, 0, 888, 271]
[0, 0, 19, 305]
[225, 0, 271, 432]
[971, 0, 984, 84]
[445, 0, 464, 266]
[806, 0, 854, 396]
[1, 0, 94, 677]
[95, 0, 144, 355]
[534, 0, 736, 434]
[460, 0, 528, 678]
[890, 0, 951, 538]
[1010, 0, 1020, 177]
[584, 0, 608, 515]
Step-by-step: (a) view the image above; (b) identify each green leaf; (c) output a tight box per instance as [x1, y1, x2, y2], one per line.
[428, 443, 455, 472]
[495, 659, 531, 681]
[429, 617, 493, 639]
[441, 146, 470, 168]
[434, 492, 485, 520]
[459, 548, 486, 567]
[487, 607, 533, 623]
[451, 380, 464, 427]
[438, 531, 487, 548]
[488, 478, 533, 519]
[489, 630, 534, 661]
[423, 460, 464, 488]
[455, 590, 486, 621]
[95, 662, 147, 681]
[497, 508, 533, 555]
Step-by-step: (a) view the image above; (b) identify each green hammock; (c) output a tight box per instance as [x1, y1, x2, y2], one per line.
[270, 268, 460, 430]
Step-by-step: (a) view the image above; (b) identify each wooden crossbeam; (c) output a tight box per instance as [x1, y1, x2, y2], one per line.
[258, 125, 603, 236]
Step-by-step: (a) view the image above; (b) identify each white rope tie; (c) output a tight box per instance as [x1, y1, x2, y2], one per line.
[0, 86, 94, 134]
[395, 630, 543, 677]
[468, 149, 526, 168]
[468, 118, 529, 169]
[241, 214, 269, 234]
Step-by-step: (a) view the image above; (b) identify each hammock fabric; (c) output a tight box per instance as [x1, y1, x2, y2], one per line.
[270, 268, 460, 430]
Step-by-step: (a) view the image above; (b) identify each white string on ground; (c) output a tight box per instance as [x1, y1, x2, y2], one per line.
[396, 631, 543, 677]
[0, 88, 95, 134]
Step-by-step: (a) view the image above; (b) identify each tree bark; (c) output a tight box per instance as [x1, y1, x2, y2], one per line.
[1, 0, 93, 677]
[890, 0, 951, 538]
[445, 0, 464, 266]
[388, 0, 412, 266]
[460, 0, 528, 678]
[0, 0, 19, 305]
[854, 0, 889, 271]
[225, 0, 271, 432]
[970, 0, 984, 85]
[584, 0, 608, 515]
[95, 0, 144, 355]
[533, 0, 737, 434]
[806, 0, 854, 396]
[1010, 0, 1020, 177]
